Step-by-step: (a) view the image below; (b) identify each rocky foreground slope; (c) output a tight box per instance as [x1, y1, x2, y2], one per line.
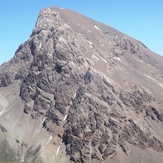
[0, 7, 163, 163]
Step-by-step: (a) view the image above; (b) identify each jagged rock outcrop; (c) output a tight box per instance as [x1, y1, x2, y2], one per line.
[0, 7, 163, 163]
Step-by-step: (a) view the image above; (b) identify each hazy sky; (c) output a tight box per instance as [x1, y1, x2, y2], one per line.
[0, 0, 163, 65]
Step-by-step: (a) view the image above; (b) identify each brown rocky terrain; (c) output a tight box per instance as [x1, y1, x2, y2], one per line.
[0, 6, 163, 163]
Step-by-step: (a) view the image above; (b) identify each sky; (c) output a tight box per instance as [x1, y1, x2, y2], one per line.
[0, 0, 163, 65]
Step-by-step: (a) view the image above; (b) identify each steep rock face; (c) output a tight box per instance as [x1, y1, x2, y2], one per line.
[0, 7, 163, 163]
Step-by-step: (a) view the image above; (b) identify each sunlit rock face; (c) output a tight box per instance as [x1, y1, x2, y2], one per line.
[0, 6, 163, 163]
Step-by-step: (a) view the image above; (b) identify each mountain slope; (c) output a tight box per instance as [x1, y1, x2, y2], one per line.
[0, 7, 163, 163]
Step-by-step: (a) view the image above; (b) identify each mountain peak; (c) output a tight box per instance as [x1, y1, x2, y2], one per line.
[0, 6, 163, 163]
[31, 7, 62, 36]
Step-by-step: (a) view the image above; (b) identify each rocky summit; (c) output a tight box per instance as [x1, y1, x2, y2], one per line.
[0, 6, 163, 163]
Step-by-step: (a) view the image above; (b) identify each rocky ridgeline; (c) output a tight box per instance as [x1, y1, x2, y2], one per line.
[62, 71, 163, 162]
[0, 7, 163, 163]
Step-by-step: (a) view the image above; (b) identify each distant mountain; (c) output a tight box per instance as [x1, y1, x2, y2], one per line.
[0, 7, 163, 163]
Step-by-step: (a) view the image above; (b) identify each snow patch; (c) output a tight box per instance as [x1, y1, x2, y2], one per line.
[46, 136, 52, 146]
[47, 53, 52, 57]
[37, 136, 52, 155]
[73, 93, 76, 99]
[43, 117, 46, 123]
[100, 57, 107, 63]
[63, 114, 68, 121]
[38, 117, 46, 134]
[39, 146, 45, 153]
[36, 129, 41, 135]
[87, 40, 92, 44]
[93, 25, 101, 31]
[0, 97, 9, 116]
[0, 109, 6, 116]
[80, 36, 86, 42]
[11, 95, 17, 101]
[114, 57, 121, 61]
[41, 117, 46, 127]
[56, 146, 61, 156]
[159, 83, 163, 88]
[144, 74, 155, 81]
[39, 43, 42, 49]
[144, 74, 163, 88]
[96, 53, 107, 63]
[0, 98, 9, 110]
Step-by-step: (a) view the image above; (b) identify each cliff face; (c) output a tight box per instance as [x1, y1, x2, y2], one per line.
[0, 7, 163, 163]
